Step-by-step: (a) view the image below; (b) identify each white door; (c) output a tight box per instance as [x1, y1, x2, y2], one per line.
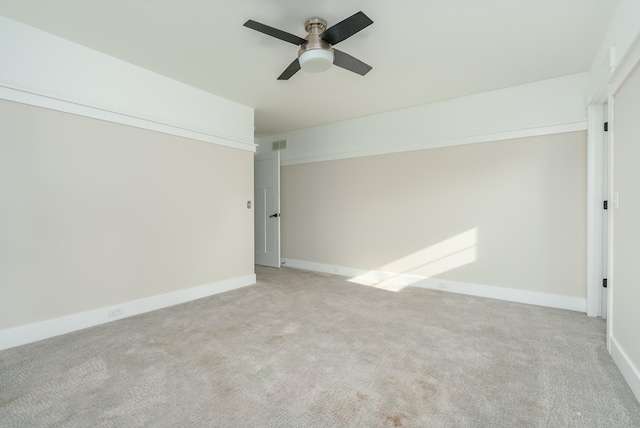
[254, 152, 280, 267]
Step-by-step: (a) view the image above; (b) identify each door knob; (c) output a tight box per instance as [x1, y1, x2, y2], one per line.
[269, 213, 280, 218]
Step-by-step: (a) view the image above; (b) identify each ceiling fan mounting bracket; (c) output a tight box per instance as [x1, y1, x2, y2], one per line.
[304, 18, 327, 34]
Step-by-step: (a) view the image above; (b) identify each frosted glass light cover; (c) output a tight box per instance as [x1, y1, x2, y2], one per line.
[299, 49, 334, 73]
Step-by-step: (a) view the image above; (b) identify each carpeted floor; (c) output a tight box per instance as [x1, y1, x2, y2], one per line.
[1, 266, 639, 427]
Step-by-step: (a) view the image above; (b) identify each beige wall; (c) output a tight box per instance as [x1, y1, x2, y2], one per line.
[611, 64, 640, 376]
[282, 132, 586, 298]
[0, 99, 254, 330]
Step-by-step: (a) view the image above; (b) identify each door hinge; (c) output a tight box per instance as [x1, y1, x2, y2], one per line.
[603, 278, 608, 288]
[604, 122, 608, 132]
[604, 200, 608, 210]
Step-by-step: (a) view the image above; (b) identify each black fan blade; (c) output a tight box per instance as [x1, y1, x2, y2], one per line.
[333, 49, 372, 76]
[321, 11, 373, 46]
[277, 58, 301, 80]
[244, 20, 307, 45]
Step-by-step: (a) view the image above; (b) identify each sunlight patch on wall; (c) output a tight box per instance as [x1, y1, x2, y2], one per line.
[348, 228, 478, 292]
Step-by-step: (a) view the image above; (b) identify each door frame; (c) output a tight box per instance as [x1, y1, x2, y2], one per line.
[586, 104, 607, 318]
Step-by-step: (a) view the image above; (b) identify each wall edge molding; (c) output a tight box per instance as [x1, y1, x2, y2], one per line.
[0, 274, 256, 351]
[282, 258, 586, 312]
[279, 121, 587, 166]
[610, 336, 640, 403]
[610, 32, 640, 96]
[0, 84, 256, 152]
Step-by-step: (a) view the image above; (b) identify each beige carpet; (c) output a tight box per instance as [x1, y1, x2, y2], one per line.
[1, 266, 639, 427]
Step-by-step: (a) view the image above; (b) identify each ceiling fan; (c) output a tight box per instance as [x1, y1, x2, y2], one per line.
[244, 11, 373, 80]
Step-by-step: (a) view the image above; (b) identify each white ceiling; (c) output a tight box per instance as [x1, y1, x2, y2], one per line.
[0, 0, 619, 138]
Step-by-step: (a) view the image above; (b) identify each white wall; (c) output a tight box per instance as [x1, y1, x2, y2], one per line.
[609, 60, 640, 404]
[258, 73, 589, 312]
[257, 73, 587, 165]
[0, 100, 255, 330]
[0, 15, 254, 150]
[0, 17, 256, 350]
[281, 132, 587, 312]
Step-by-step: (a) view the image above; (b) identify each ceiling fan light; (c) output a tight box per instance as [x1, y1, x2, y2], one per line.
[299, 49, 334, 73]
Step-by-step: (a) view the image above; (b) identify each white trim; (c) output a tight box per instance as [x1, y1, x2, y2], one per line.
[279, 121, 587, 166]
[282, 258, 586, 312]
[606, 96, 615, 352]
[0, 16, 254, 147]
[0, 85, 256, 152]
[610, 336, 640, 403]
[609, 31, 640, 95]
[0, 274, 256, 351]
[586, 105, 605, 317]
[587, 46, 615, 105]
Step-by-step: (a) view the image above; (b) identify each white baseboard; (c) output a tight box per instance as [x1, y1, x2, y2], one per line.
[282, 258, 586, 312]
[610, 336, 640, 403]
[0, 274, 256, 351]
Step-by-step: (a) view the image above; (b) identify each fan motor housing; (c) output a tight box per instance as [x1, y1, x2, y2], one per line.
[298, 18, 334, 59]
